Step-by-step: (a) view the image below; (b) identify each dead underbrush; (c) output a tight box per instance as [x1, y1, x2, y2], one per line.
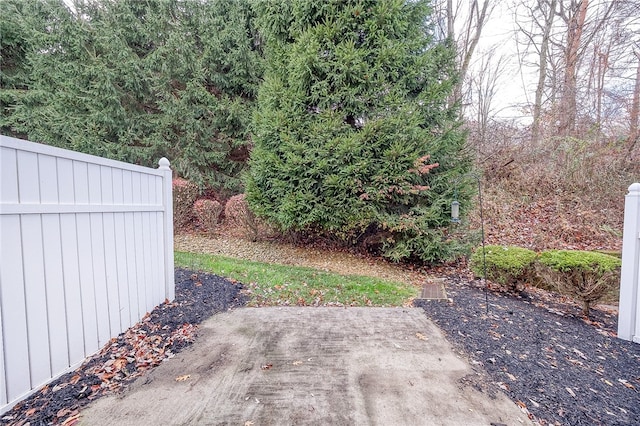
[470, 135, 639, 252]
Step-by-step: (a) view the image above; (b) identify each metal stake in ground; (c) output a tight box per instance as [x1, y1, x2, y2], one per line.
[451, 173, 489, 315]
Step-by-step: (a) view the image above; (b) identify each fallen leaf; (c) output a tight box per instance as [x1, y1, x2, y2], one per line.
[53, 383, 68, 392]
[506, 373, 517, 381]
[528, 398, 540, 408]
[261, 364, 273, 370]
[292, 360, 303, 366]
[572, 348, 588, 360]
[57, 408, 72, 418]
[69, 374, 81, 385]
[515, 400, 534, 419]
[113, 358, 128, 370]
[415, 332, 428, 341]
[566, 387, 576, 398]
[99, 371, 115, 381]
[618, 379, 636, 390]
[62, 413, 80, 426]
[25, 408, 37, 417]
[175, 375, 191, 382]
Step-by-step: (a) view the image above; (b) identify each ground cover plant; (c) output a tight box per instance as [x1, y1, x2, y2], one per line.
[175, 251, 416, 307]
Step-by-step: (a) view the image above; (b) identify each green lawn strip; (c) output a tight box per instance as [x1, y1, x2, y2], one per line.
[175, 251, 417, 307]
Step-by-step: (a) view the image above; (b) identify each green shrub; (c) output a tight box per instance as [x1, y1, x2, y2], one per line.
[3, 0, 261, 192]
[469, 245, 538, 292]
[536, 250, 621, 317]
[173, 178, 199, 231]
[193, 199, 223, 235]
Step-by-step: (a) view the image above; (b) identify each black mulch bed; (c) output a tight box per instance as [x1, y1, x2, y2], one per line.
[2, 268, 247, 426]
[415, 278, 640, 426]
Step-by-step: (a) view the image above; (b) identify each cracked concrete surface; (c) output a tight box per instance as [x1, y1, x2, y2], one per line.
[80, 307, 533, 426]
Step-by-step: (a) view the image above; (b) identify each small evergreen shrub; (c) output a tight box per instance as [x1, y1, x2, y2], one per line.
[193, 199, 223, 234]
[173, 178, 199, 231]
[536, 250, 621, 317]
[224, 194, 259, 241]
[469, 245, 538, 292]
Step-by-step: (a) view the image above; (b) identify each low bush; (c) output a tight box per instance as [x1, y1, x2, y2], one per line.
[173, 178, 199, 231]
[224, 194, 259, 241]
[536, 250, 621, 317]
[193, 199, 223, 234]
[469, 245, 538, 292]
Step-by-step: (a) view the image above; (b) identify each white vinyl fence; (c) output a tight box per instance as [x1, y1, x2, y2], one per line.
[619, 183, 640, 343]
[0, 135, 174, 413]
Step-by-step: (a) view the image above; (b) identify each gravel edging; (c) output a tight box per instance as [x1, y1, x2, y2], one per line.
[415, 279, 640, 426]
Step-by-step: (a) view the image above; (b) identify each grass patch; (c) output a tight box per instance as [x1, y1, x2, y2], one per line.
[175, 251, 417, 307]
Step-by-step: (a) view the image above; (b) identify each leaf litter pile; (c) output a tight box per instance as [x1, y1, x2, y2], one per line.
[416, 278, 640, 426]
[2, 268, 247, 426]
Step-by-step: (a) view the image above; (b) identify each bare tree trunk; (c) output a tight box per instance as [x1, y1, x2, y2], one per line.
[447, 0, 454, 40]
[532, 0, 557, 145]
[595, 48, 609, 141]
[450, 0, 493, 106]
[558, 0, 588, 137]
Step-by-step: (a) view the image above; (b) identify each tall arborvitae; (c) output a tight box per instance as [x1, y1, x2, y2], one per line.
[247, 0, 472, 262]
[1, 0, 262, 191]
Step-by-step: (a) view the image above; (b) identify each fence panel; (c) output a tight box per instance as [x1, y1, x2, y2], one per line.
[0, 135, 174, 413]
[618, 183, 640, 343]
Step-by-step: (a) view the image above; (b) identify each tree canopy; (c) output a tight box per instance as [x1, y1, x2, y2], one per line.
[1, 0, 262, 191]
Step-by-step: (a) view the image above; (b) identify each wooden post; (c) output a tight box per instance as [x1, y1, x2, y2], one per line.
[618, 183, 640, 342]
[158, 158, 175, 301]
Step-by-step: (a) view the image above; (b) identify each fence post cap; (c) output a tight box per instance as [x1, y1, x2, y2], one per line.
[629, 183, 640, 193]
[158, 157, 171, 170]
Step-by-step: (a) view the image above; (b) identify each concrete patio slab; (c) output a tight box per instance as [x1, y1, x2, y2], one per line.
[79, 307, 532, 425]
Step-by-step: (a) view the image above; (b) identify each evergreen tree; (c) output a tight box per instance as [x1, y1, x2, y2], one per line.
[247, 0, 472, 262]
[1, 0, 262, 191]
